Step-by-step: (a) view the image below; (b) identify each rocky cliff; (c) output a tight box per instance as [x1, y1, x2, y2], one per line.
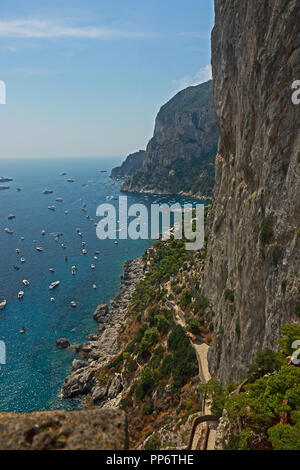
[121, 80, 219, 198]
[110, 150, 146, 179]
[203, 0, 300, 384]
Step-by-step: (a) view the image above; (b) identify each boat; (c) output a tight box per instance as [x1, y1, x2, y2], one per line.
[94, 256, 98, 260]
[82, 249, 87, 255]
[7, 214, 16, 220]
[0, 299, 7, 310]
[41, 230, 46, 236]
[33, 240, 37, 243]
[49, 281, 60, 290]
[20, 257, 25, 263]
[65, 210, 69, 215]
[78, 232, 83, 237]
[0, 186, 9, 191]
[18, 291, 24, 299]
[76, 228, 81, 233]
[22, 280, 30, 286]
[61, 243, 67, 249]
[94, 251, 100, 255]
[82, 203, 87, 208]
[13, 265, 20, 270]
[56, 197, 63, 202]
[0, 176, 13, 183]
[93, 284, 97, 289]
[16, 188, 22, 192]
[50, 297, 55, 302]
[16, 248, 20, 253]
[72, 269, 76, 275]
[36, 247, 43, 252]
[82, 242, 86, 247]
[67, 178, 74, 183]
[49, 268, 55, 273]
[20, 326, 26, 334]
[4, 227, 14, 234]
[114, 241, 118, 245]
[42, 189, 53, 195]
[91, 264, 96, 269]
[82, 208, 87, 213]
[20, 237, 24, 241]
[60, 172, 67, 176]
[70, 301, 77, 308]
[48, 206, 56, 211]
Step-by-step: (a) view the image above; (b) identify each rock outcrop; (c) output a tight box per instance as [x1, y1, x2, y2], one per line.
[110, 150, 146, 179]
[0, 409, 128, 450]
[203, 0, 300, 384]
[121, 80, 219, 198]
[61, 258, 145, 404]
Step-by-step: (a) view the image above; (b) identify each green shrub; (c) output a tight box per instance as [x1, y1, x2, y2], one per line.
[142, 401, 154, 415]
[247, 349, 282, 382]
[224, 289, 235, 302]
[259, 216, 274, 246]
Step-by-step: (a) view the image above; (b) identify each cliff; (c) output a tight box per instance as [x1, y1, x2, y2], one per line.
[110, 150, 146, 179]
[121, 80, 219, 198]
[203, 0, 300, 384]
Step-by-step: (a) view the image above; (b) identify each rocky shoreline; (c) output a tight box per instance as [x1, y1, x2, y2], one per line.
[59, 256, 145, 406]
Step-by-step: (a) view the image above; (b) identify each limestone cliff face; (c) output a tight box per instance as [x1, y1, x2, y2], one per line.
[110, 150, 146, 178]
[121, 80, 219, 198]
[203, 0, 300, 384]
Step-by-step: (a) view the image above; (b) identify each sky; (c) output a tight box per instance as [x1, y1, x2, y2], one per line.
[0, 0, 214, 159]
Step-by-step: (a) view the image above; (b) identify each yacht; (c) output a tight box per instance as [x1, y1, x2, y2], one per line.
[93, 284, 97, 289]
[0, 299, 7, 310]
[67, 178, 74, 183]
[65, 210, 69, 215]
[48, 206, 56, 211]
[36, 247, 43, 252]
[20, 258, 25, 263]
[50, 297, 55, 302]
[7, 214, 16, 220]
[20, 237, 25, 241]
[82, 249, 87, 255]
[18, 291, 24, 299]
[56, 198, 63, 202]
[22, 280, 30, 286]
[42, 189, 53, 195]
[91, 264, 96, 269]
[49, 281, 60, 290]
[41, 230, 46, 236]
[49, 268, 55, 273]
[70, 301, 77, 308]
[16, 248, 20, 253]
[4, 227, 14, 234]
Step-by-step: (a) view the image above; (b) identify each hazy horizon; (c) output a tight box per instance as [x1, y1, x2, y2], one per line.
[0, 0, 214, 160]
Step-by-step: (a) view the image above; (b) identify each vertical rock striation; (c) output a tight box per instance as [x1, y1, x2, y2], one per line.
[203, 0, 300, 383]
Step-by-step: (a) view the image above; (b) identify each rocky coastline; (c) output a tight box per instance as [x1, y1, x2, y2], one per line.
[60, 256, 145, 407]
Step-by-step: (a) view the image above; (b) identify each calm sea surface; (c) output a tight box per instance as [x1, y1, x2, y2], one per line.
[0, 157, 200, 412]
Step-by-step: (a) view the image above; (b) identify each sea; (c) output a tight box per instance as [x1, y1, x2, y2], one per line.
[0, 157, 202, 413]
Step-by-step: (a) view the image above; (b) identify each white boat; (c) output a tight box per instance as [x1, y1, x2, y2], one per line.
[70, 301, 77, 308]
[91, 264, 96, 269]
[49, 281, 60, 290]
[93, 284, 97, 289]
[48, 206, 56, 211]
[49, 268, 55, 273]
[22, 280, 30, 286]
[5, 227, 14, 234]
[36, 247, 43, 252]
[41, 230, 46, 236]
[65, 210, 69, 215]
[16, 248, 20, 253]
[0, 299, 7, 310]
[56, 198, 63, 202]
[20, 257, 25, 263]
[82, 249, 87, 255]
[50, 297, 55, 302]
[42, 189, 53, 194]
[20, 237, 25, 241]
[18, 291, 24, 299]
[8, 214, 16, 220]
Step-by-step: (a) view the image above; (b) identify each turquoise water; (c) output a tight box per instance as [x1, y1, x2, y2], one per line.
[0, 157, 200, 412]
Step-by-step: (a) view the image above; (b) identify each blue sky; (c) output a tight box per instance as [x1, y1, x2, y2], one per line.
[0, 0, 214, 159]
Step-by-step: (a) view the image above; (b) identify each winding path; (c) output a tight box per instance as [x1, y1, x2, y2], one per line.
[166, 282, 218, 450]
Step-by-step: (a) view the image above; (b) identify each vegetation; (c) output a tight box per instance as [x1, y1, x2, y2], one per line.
[259, 216, 274, 246]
